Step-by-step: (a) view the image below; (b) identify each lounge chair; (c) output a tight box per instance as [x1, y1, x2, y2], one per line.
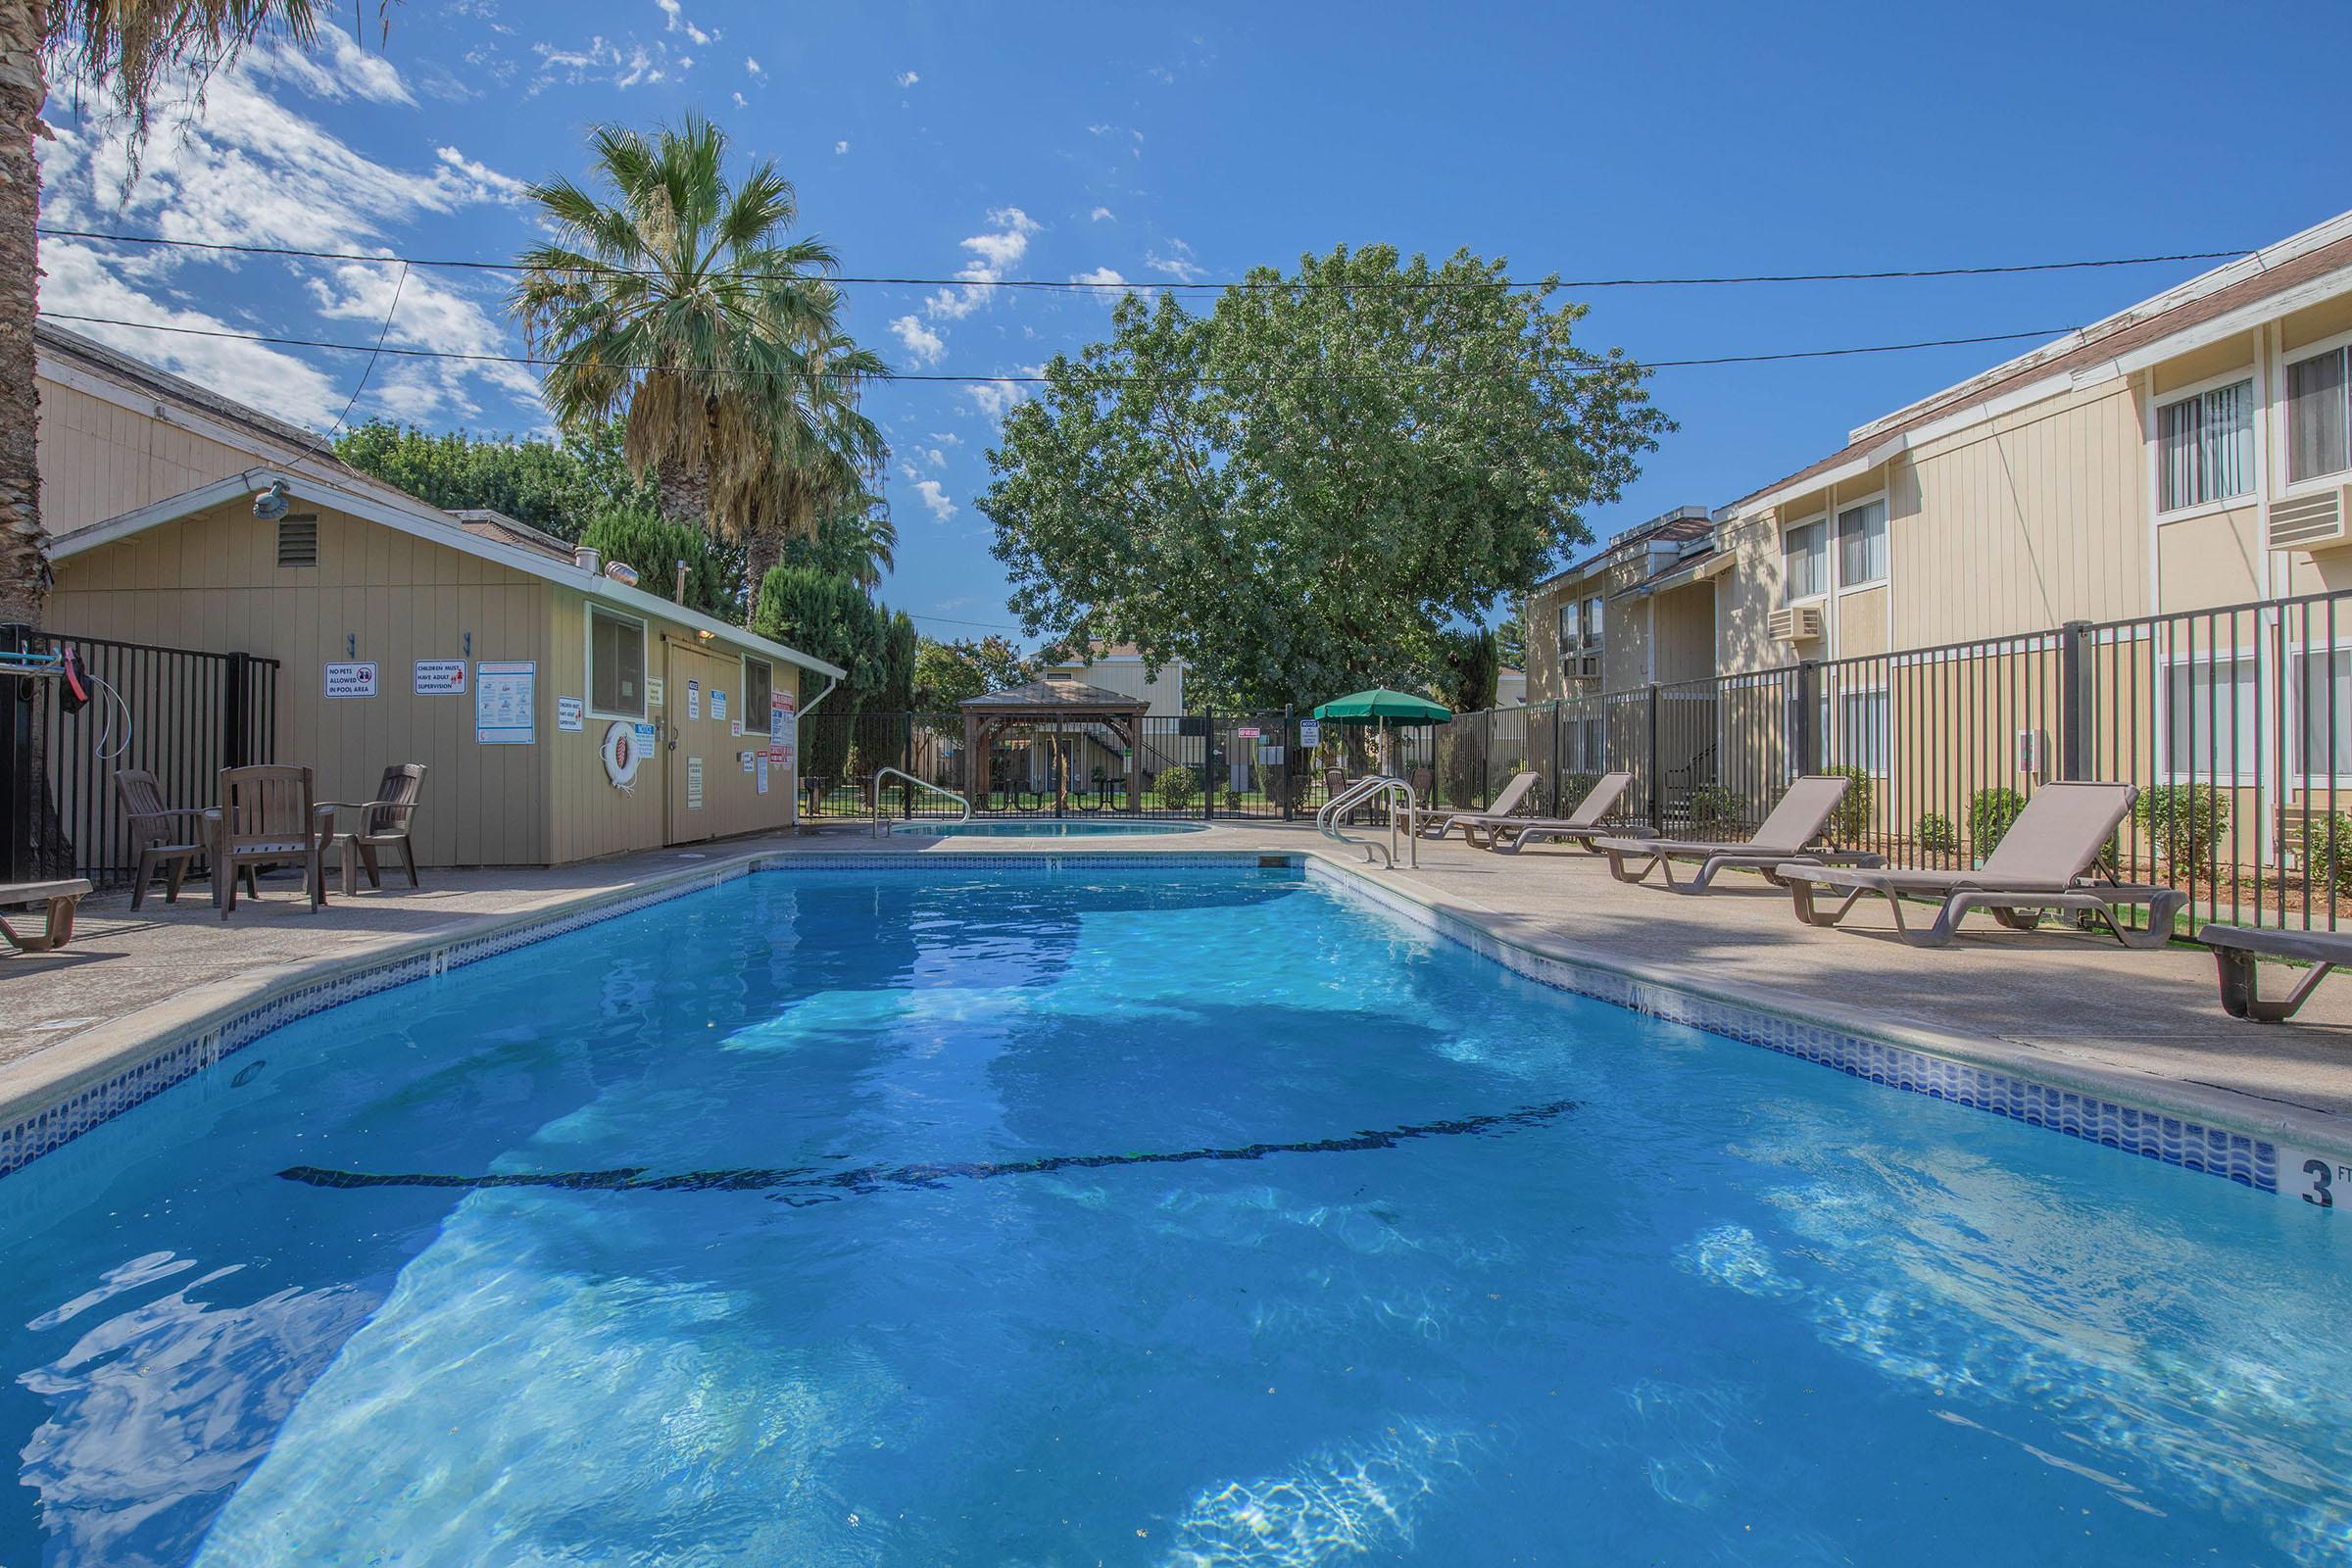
[1467, 771, 1642, 853]
[115, 767, 209, 909]
[2201, 925, 2347, 1021]
[1408, 770, 1540, 840]
[1777, 780, 2184, 949]
[1592, 774, 1879, 893]
[316, 763, 427, 895]
[208, 764, 328, 918]
[1, 879, 91, 953]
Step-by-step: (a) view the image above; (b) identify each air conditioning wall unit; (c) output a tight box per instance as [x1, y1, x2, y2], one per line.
[1569, 651, 1602, 679]
[1769, 603, 1825, 643]
[2269, 484, 2352, 554]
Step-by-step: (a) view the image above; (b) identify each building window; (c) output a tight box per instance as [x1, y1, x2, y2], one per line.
[2287, 347, 2350, 485]
[2156, 377, 2255, 511]
[743, 657, 773, 728]
[1583, 595, 1604, 646]
[1784, 518, 1828, 601]
[2296, 647, 2352, 778]
[1836, 499, 1888, 588]
[1833, 689, 1890, 775]
[1557, 599, 1580, 650]
[589, 607, 647, 719]
[2164, 654, 2261, 781]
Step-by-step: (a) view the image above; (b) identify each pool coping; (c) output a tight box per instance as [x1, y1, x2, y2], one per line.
[2, 845, 2346, 1204]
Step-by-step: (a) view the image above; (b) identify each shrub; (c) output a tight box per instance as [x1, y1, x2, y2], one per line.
[1915, 811, 1959, 856]
[1825, 765, 1873, 844]
[1155, 764, 1200, 810]
[2133, 783, 2230, 866]
[2305, 812, 2352, 897]
[1223, 787, 1245, 811]
[1684, 784, 1745, 839]
[1970, 787, 2027, 858]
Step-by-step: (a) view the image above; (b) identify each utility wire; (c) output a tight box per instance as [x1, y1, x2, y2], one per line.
[35, 224, 2254, 294]
[34, 309, 2086, 380]
[321, 260, 408, 440]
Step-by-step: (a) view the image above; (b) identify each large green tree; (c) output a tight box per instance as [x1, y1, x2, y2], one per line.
[911, 634, 1033, 710]
[511, 114, 885, 606]
[333, 417, 655, 541]
[577, 505, 735, 619]
[982, 245, 1668, 709]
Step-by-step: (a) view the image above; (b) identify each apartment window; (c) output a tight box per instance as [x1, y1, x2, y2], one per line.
[2164, 654, 2261, 780]
[1564, 714, 1606, 772]
[2287, 346, 2350, 485]
[743, 657, 773, 731]
[2156, 377, 2255, 511]
[589, 607, 647, 719]
[1583, 596, 1604, 645]
[1836, 498, 1888, 588]
[1783, 519, 1828, 601]
[1834, 689, 1890, 775]
[1557, 599, 1580, 649]
[2296, 647, 2352, 778]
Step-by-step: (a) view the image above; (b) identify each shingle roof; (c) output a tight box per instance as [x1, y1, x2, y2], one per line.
[961, 679, 1147, 710]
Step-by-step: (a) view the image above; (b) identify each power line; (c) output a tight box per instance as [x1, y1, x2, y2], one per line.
[36, 224, 2254, 294]
[34, 309, 2086, 380]
[905, 611, 1025, 632]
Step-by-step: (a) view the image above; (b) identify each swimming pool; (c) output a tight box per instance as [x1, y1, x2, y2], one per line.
[893, 817, 1209, 836]
[1, 862, 2346, 1564]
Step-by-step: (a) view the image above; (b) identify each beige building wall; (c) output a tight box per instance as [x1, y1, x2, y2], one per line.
[35, 376, 277, 535]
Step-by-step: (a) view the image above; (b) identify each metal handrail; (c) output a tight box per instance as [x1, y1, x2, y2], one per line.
[1317, 773, 1419, 868]
[871, 766, 972, 836]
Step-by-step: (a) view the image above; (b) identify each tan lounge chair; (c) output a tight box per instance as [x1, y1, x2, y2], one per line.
[1, 879, 91, 953]
[1778, 780, 2183, 948]
[115, 767, 210, 909]
[1408, 770, 1540, 840]
[317, 763, 428, 895]
[1466, 771, 1643, 853]
[2201, 925, 2346, 1021]
[208, 764, 328, 919]
[1592, 774, 1878, 893]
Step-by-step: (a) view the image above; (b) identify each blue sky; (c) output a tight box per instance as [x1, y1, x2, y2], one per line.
[36, 0, 2352, 646]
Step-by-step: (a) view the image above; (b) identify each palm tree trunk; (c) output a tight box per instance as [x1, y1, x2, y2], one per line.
[740, 524, 784, 613]
[654, 462, 708, 534]
[0, 0, 47, 627]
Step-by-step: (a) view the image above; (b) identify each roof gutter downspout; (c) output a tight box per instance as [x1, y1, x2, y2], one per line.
[798, 672, 842, 717]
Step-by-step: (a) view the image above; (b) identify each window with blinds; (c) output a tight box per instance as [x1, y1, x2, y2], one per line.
[2287, 346, 2350, 485]
[2155, 378, 2254, 513]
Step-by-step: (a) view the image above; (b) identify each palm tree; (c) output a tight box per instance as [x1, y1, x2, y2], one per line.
[511, 115, 887, 607]
[1, 0, 368, 626]
[786, 486, 897, 593]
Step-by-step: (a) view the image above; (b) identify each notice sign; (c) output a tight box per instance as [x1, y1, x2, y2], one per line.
[1299, 719, 1321, 747]
[711, 689, 728, 721]
[1236, 726, 1261, 740]
[771, 689, 797, 770]
[757, 754, 769, 795]
[324, 662, 377, 700]
[414, 660, 466, 696]
[648, 676, 665, 707]
[740, 750, 756, 773]
[686, 756, 705, 810]
[557, 696, 584, 733]
[475, 661, 537, 745]
[686, 680, 701, 720]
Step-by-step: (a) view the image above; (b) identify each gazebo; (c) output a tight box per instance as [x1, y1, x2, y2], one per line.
[960, 679, 1151, 812]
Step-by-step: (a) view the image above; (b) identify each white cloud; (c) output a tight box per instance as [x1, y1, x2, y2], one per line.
[929, 430, 961, 447]
[655, 0, 712, 45]
[889, 314, 946, 367]
[731, 91, 747, 108]
[433, 146, 527, 205]
[37, 242, 345, 428]
[834, 139, 849, 155]
[1071, 266, 1132, 300]
[909, 478, 956, 522]
[1145, 239, 1206, 282]
[531, 35, 687, 91]
[921, 447, 947, 469]
[305, 262, 543, 420]
[744, 55, 765, 79]
[966, 368, 1043, 421]
[896, 70, 920, 87]
[924, 206, 1038, 321]
[1089, 206, 1114, 221]
[251, 23, 414, 107]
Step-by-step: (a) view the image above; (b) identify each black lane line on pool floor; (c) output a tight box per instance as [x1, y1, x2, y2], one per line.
[277, 1100, 1579, 1206]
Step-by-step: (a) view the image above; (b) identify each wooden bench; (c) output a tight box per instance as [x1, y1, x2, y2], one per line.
[2202, 924, 2349, 1022]
[0, 879, 92, 954]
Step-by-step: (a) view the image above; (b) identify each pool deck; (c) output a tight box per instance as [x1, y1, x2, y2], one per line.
[6, 819, 2352, 1168]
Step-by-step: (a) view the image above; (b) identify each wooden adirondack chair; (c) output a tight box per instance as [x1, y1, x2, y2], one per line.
[208, 765, 326, 918]
[317, 764, 428, 894]
[114, 768, 209, 909]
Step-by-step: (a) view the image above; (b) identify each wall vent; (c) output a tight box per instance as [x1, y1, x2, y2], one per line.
[2268, 485, 2352, 554]
[276, 514, 319, 567]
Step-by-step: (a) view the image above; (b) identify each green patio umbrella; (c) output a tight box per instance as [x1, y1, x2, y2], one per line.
[1311, 688, 1451, 777]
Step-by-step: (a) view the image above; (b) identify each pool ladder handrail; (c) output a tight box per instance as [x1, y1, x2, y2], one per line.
[1316, 774, 1419, 868]
[870, 766, 973, 836]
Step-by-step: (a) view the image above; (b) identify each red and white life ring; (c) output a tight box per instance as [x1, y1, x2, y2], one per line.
[603, 720, 642, 790]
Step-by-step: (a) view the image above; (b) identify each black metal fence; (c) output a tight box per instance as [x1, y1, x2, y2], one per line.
[1436, 586, 2352, 935]
[4, 626, 278, 888]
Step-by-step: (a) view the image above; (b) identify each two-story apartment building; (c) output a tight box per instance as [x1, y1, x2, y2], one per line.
[1524, 506, 1719, 706]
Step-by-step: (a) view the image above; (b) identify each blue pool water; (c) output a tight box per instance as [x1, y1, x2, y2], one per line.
[894, 818, 1209, 836]
[2, 864, 2348, 1565]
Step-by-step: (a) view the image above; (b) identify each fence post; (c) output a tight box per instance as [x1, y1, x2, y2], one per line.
[902, 712, 914, 819]
[1, 624, 33, 883]
[1793, 661, 1823, 775]
[1280, 705, 1294, 820]
[2058, 620, 2091, 781]
[1201, 705, 1215, 820]
[223, 651, 252, 769]
[1644, 683, 1664, 832]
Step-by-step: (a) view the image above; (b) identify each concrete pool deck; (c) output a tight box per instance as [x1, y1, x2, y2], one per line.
[5, 819, 2351, 1171]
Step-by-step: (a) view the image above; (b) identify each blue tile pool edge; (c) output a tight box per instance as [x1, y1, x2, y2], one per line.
[0, 846, 2333, 1211]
